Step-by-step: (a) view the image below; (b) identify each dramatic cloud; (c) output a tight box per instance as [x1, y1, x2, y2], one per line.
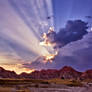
[27, 20, 92, 71]
[41, 20, 88, 50]
[54, 20, 88, 48]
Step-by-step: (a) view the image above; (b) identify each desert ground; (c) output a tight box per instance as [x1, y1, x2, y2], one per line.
[0, 78, 92, 92]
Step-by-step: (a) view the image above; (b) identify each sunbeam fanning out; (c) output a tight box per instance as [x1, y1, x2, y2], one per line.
[0, 0, 54, 73]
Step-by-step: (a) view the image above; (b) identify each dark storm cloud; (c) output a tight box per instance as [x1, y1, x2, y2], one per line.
[55, 20, 88, 48]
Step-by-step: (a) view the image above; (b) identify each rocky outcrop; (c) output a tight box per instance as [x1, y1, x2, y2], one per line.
[0, 67, 18, 78]
[0, 66, 92, 80]
[59, 66, 82, 80]
[80, 69, 92, 80]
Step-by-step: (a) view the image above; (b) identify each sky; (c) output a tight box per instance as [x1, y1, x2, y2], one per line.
[53, 0, 92, 31]
[0, 0, 92, 73]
